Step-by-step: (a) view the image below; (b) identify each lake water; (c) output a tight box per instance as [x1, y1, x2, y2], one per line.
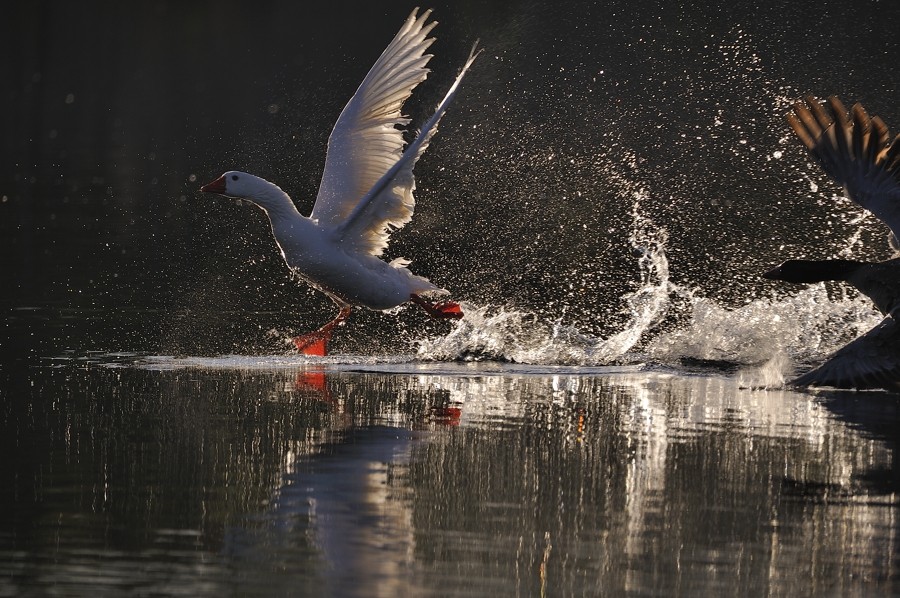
[2, 353, 899, 596]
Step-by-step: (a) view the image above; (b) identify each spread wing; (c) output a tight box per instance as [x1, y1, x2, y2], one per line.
[790, 313, 900, 391]
[333, 44, 479, 256]
[787, 96, 900, 243]
[310, 8, 436, 253]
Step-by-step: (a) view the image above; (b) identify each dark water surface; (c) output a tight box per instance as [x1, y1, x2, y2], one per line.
[2, 357, 899, 596]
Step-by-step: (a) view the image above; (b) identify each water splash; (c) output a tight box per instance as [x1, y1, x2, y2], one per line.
[593, 197, 676, 362]
[647, 287, 879, 364]
[649, 287, 880, 387]
[414, 304, 595, 364]
[418, 197, 882, 373]
[737, 350, 792, 390]
[417, 198, 676, 365]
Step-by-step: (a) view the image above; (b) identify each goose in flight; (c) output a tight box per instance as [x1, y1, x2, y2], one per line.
[764, 96, 900, 390]
[201, 9, 477, 355]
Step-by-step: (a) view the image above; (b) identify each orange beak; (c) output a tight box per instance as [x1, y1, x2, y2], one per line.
[200, 174, 227, 194]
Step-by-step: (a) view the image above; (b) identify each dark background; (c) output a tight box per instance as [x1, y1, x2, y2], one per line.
[3, 0, 899, 358]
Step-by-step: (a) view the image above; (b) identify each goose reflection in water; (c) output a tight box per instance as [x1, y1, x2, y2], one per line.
[223, 370, 462, 595]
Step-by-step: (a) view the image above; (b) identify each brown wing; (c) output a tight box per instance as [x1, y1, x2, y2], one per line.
[787, 96, 900, 243]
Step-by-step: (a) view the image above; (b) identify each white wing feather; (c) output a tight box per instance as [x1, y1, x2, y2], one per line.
[310, 8, 436, 254]
[334, 44, 479, 255]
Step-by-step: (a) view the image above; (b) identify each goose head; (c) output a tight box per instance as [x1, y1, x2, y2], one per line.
[200, 171, 291, 212]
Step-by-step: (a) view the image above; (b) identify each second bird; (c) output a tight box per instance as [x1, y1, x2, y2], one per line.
[765, 95, 900, 390]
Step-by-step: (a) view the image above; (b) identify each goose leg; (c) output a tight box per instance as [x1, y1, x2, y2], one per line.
[410, 294, 464, 319]
[292, 307, 351, 356]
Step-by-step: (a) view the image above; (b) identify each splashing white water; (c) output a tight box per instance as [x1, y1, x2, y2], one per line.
[417, 198, 676, 364]
[649, 287, 881, 386]
[593, 197, 676, 361]
[414, 304, 595, 364]
[648, 287, 879, 364]
[417, 198, 882, 375]
[416, 24, 885, 377]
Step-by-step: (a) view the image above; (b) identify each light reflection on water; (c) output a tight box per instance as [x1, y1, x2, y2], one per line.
[1, 362, 898, 595]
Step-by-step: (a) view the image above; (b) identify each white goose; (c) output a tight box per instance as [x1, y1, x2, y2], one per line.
[201, 9, 477, 355]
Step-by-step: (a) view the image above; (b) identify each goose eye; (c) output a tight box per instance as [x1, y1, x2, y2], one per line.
[231, 175, 239, 181]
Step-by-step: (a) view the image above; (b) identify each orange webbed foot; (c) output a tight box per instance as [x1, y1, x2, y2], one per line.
[292, 307, 351, 356]
[410, 295, 464, 319]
